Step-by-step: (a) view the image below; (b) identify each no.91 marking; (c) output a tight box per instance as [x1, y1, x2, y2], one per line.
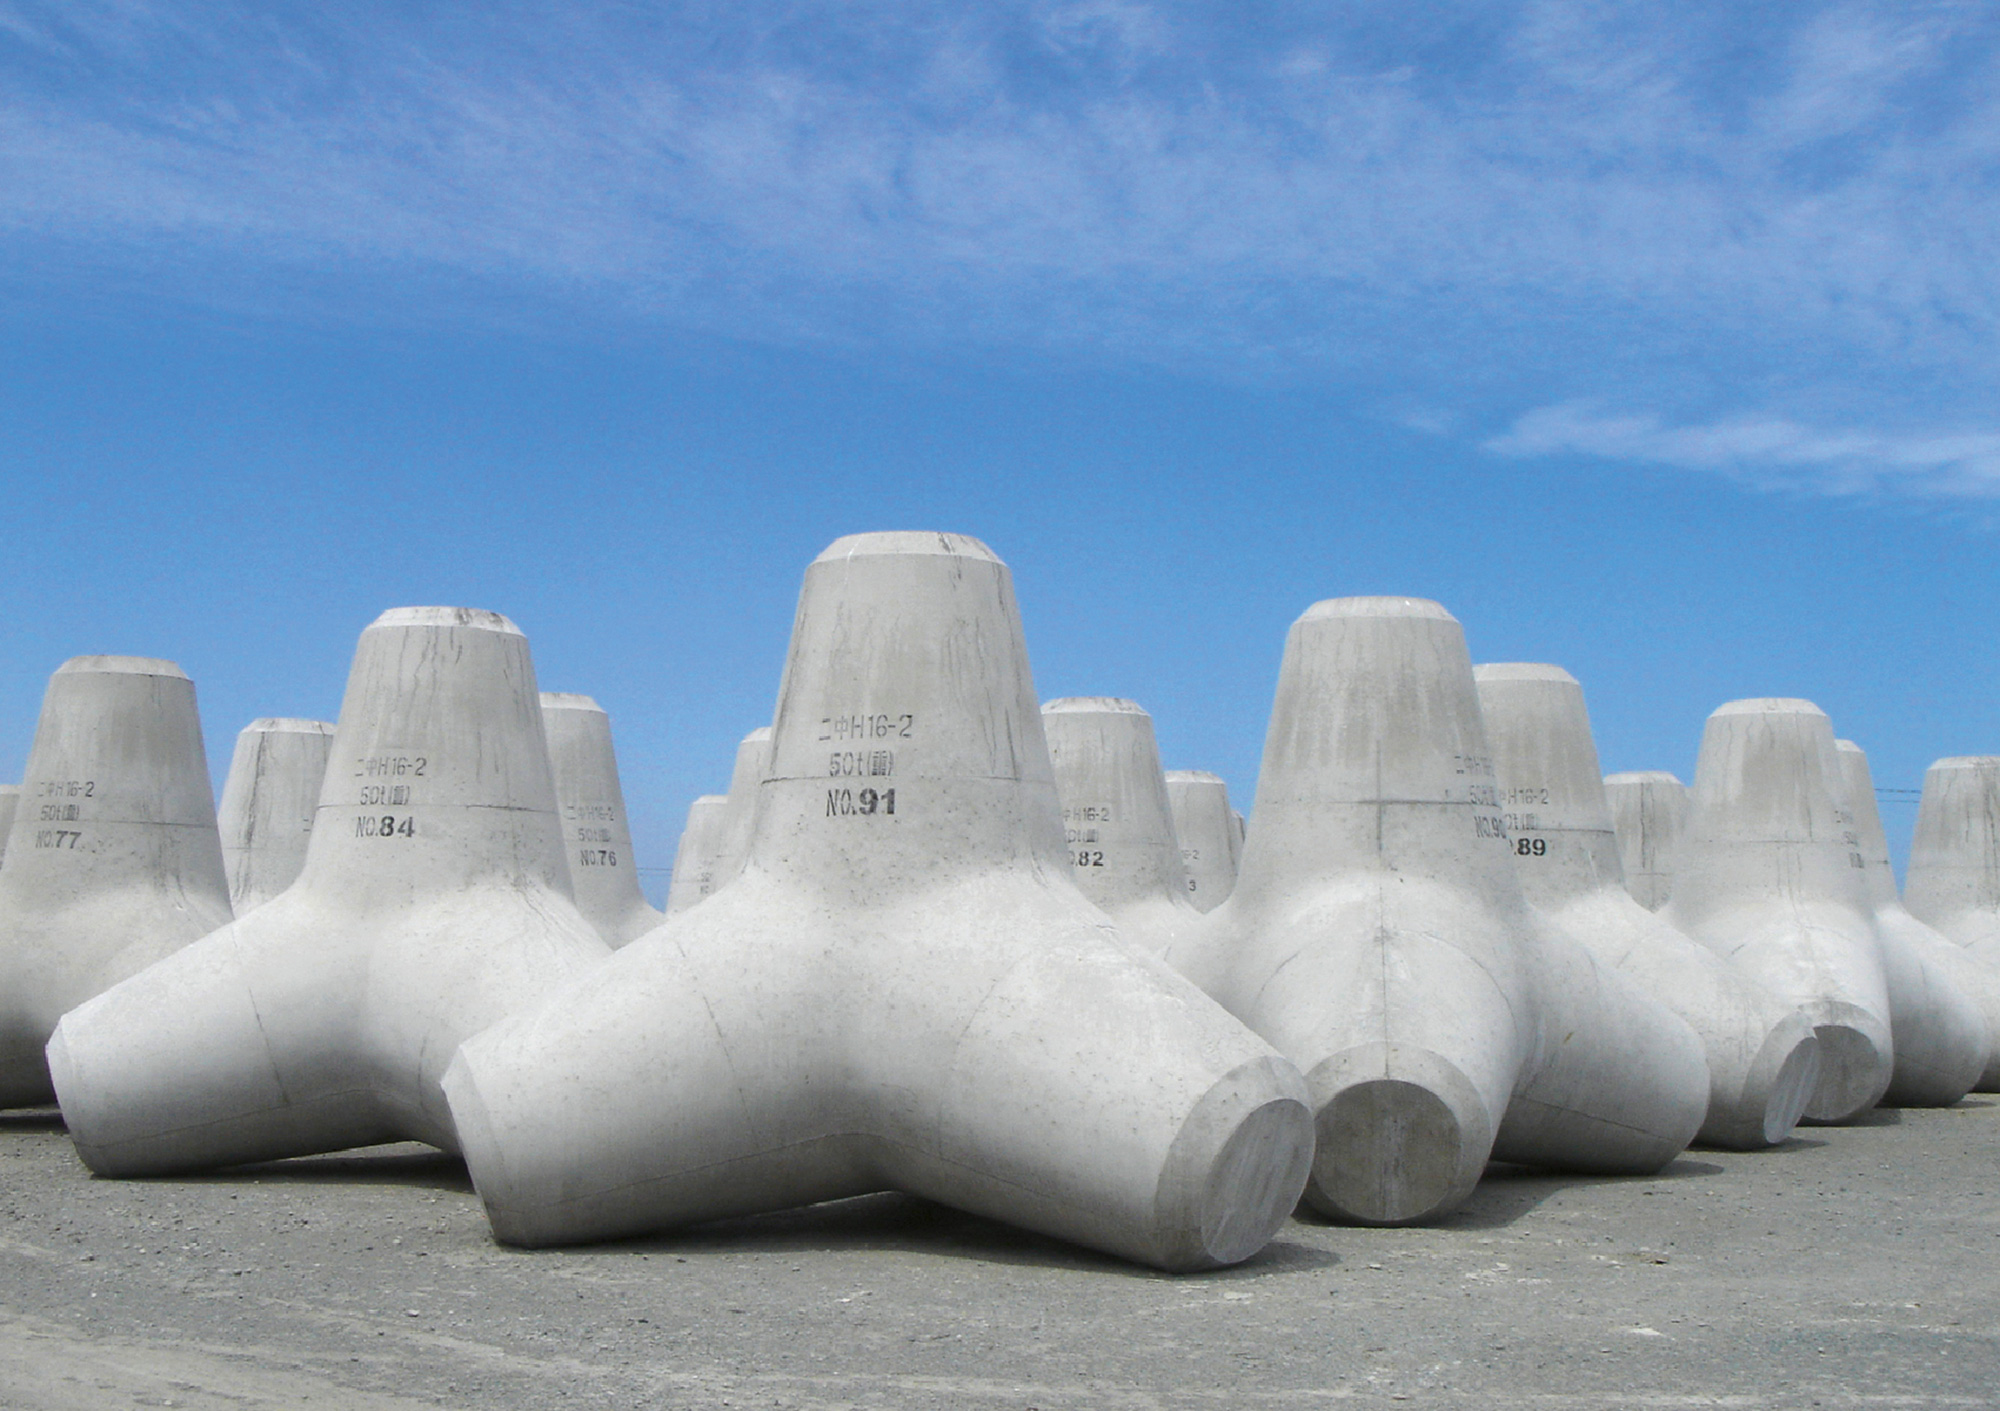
[826, 787, 896, 818]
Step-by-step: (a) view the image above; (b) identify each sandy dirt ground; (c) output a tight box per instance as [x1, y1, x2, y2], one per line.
[0, 1097, 1995, 1409]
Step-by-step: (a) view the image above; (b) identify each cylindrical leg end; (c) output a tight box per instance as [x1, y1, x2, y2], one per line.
[1300, 1045, 1494, 1226]
[1801, 1016, 1894, 1124]
[1148, 1057, 1314, 1270]
[1699, 1016, 1820, 1150]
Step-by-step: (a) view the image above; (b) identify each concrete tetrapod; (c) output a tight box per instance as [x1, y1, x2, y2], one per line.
[1473, 664, 1819, 1149]
[444, 533, 1314, 1272]
[48, 608, 613, 1173]
[1164, 600, 1708, 1227]
[1165, 771, 1243, 913]
[0, 787, 16, 868]
[1042, 698, 1204, 956]
[663, 795, 729, 915]
[1605, 771, 1686, 912]
[1835, 741, 1993, 1100]
[217, 718, 336, 915]
[1664, 700, 1894, 1124]
[540, 693, 664, 946]
[703, 727, 773, 898]
[1905, 757, 2000, 965]
[0, 657, 233, 1108]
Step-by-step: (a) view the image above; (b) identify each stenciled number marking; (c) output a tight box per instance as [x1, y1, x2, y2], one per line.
[1515, 836, 1547, 857]
[353, 814, 416, 839]
[826, 787, 896, 818]
[817, 714, 915, 742]
[1070, 849, 1104, 867]
[33, 829, 82, 850]
[577, 848, 619, 867]
[354, 756, 427, 779]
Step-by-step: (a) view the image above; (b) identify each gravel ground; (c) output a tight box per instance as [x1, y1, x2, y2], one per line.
[0, 1098, 1995, 1409]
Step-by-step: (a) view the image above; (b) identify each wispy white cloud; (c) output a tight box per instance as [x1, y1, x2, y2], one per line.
[0, 1, 1995, 450]
[1484, 402, 2000, 498]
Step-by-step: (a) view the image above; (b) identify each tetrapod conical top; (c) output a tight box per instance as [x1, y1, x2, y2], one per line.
[1605, 771, 1686, 911]
[217, 718, 336, 916]
[1905, 757, 2000, 964]
[0, 657, 233, 1107]
[1042, 698, 1203, 955]
[0, 787, 17, 868]
[540, 693, 664, 947]
[704, 727, 772, 897]
[663, 794, 729, 914]
[1474, 663, 1819, 1149]
[445, 533, 1314, 1271]
[1166, 600, 1707, 1226]
[1664, 700, 1894, 1123]
[1165, 771, 1242, 913]
[49, 608, 612, 1173]
[1835, 740, 1993, 1099]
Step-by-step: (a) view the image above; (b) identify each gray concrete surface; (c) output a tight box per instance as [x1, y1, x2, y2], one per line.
[447, 533, 1313, 1271]
[540, 693, 664, 947]
[216, 718, 336, 916]
[1, 1099, 1996, 1409]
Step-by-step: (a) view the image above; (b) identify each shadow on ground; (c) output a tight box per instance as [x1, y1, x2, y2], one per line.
[156, 1142, 474, 1195]
[0, 1108, 65, 1133]
[503, 1190, 1339, 1281]
[1300, 1154, 1737, 1232]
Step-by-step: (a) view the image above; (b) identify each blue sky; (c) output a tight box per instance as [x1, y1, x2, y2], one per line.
[2, 0, 1995, 888]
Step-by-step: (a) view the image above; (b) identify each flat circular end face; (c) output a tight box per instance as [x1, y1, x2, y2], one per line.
[1195, 1097, 1316, 1266]
[1711, 697, 1826, 721]
[812, 531, 1001, 565]
[245, 717, 336, 735]
[1802, 1024, 1891, 1123]
[1604, 770, 1682, 786]
[1761, 1034, 1822, 1144]
[1309, 1080, 1469, 1226]
[1041, 696, 1149, 716]
[56, 655, 188, 680]
[1470, 662, 1578, 685]
[743, 727, 772, 745]
[369, 606, 523, 635]
[1298, 596, 1456, 625]
[1165, 770, 1226, 785]
[538, 692, 603, 713]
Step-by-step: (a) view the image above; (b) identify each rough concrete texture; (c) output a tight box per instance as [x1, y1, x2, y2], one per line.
[1043, 698, 1204, 955]
[217, 717, 337, 916]
[0, 786, 16, 868]
[1905, 756, 2000, 965]
[1665, 700, 1895, 1125]
[1165, 770, 1242, 913]
[1167, 599, 1708, 1228]
[699, 726, 774, 903]
[662, 794, 728, 914]
[1836, 740, 1996, 1098]
[540, 693, 665, 946]
[1473, 663, 1820, 1150]
[1604, 771, 1685, 912]
[0, 656, 233, 1108]
[445, 533, 1314, 1272]
[4, 1095, 1996, 1410]
[48, 607, 612, 1175]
